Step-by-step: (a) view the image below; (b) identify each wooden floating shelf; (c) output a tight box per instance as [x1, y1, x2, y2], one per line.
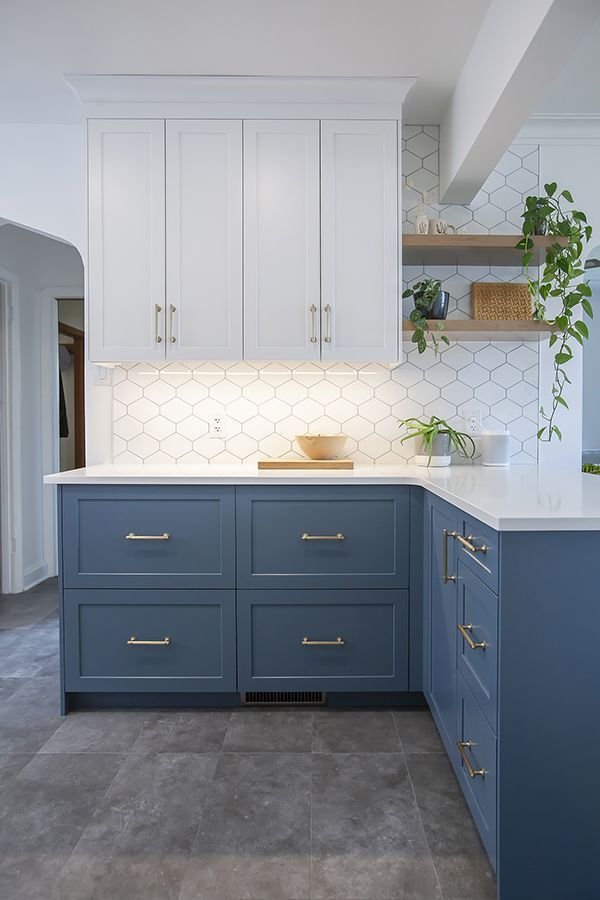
[403, 319, 557, 343]
[402, 234, 564, 267]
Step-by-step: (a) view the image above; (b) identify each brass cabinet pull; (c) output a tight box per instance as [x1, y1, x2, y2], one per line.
[457, 740, 486, 779]
[125, 532, 170, 541]
[457, 534, 488, 555]
[457, 622, 487, 650]
[323, 304, 332, 343]
[154, 304, 163, 343]
[301, 532, 345, 542]
[302, 636, 345, 646]
[127, 635, 171, 647]
[309, 304, 318, 344]
[443, 529, 457, 583]
[168, 304, 176, 343]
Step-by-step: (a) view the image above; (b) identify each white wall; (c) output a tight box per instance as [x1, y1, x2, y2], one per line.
[532, 140, 600, 468]
[583, 273, 600, 450]
[0, 225, 83, 589]
[0, 122, 114, 475]
[0, 124, 85, 253]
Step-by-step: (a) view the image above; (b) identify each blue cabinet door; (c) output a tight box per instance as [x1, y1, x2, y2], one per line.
[238, 588, 408, 691]
[62, 486, 235, 589]
[63, 588, 236, 691]
[456, 672, 497, 870]
[457, 560, 498, 731]
[236, 485, 410, 589]
[424, 494, 459, 761]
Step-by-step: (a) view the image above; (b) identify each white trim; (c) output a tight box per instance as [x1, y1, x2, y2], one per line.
[516, 115, 600, 144]
[65, 74, 417, 120]
[23, 561, 49, 592]
[0, 268, 23, 594]
[40, 286, 84, 581]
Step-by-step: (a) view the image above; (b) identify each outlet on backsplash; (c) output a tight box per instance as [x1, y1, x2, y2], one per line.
[463, 410, 483, 437]
[210, 416, 227, 439]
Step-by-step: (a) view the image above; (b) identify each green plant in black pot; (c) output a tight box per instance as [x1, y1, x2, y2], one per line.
[517, 182, 593, 442]
[402, 278, 450, 353]
[398, 416, 475, 467]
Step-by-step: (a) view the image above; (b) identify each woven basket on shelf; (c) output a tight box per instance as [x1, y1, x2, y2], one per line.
[472, 282, 532, 320]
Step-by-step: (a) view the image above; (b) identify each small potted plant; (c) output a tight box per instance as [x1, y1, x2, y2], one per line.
[402, 278, 450, 353]
[399, 416, 476, 467]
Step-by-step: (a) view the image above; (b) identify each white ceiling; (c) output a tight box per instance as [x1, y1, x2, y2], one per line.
[0, 0, 491, 124]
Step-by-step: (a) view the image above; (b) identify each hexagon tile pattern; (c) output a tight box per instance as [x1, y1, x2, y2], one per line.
[112, 128, 540, 466]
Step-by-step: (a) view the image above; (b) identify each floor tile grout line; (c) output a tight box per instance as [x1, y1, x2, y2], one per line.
[393, 714, 445, 900]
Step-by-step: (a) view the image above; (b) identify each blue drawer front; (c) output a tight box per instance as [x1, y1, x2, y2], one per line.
[457, 561, 498, 731]
[459, 513, 498, 595]
[64, 589, 236, 691]
[236, 486, 410, 589]
[62, 486, 235, 588]
[457, 673, 497, 870]
[238, 589, 408, 691]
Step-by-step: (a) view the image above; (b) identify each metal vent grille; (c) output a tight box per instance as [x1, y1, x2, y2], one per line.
[241, 691, 326, 706]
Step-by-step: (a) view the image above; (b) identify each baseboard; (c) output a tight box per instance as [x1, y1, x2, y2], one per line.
[22, 561, 49, 591]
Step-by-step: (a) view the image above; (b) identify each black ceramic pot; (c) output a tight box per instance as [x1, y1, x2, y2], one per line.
[429, 290, 450, 320]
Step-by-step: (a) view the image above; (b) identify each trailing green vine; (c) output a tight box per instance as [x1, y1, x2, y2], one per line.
[518, 183, 593, 441]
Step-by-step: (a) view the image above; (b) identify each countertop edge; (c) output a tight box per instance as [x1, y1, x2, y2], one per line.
[43, 465, 600, 532]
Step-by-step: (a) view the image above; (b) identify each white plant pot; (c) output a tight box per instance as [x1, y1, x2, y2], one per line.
[414, 454, 452, 467]
[414, 434, 452, 467]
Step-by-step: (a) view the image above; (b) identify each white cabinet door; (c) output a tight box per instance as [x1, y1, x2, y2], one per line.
[320, 120, 398, 362]
[166, 121, 242, 360]
[88, 120, 165, 362]
[243, 120, 320, 360]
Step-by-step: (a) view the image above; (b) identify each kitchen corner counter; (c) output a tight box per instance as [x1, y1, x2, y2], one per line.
[44, 463, 600, 531]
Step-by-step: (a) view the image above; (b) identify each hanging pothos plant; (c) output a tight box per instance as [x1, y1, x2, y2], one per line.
[518, 183, 593, 442]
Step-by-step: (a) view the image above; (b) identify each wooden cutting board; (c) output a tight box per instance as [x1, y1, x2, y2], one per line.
[258, 459, 354, 470]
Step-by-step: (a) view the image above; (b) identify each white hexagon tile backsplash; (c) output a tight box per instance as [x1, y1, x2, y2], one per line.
[112, 128, 541, 466]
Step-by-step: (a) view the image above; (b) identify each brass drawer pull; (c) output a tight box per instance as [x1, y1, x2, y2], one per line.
[127, 635, 171, 647]
[457, 740, 486, 779]
[443, 529, 457, 583]
[309, 303, 318, 343]
[457, 534, 488, 554]
[154, 303, 163, 343]
[302, 636, 345, 646]
[323, 303, 332, 343]
[457, 623, 487, 650]
[168, 304, 176, 343]
[301, 532, 345, 542]
[125, 532, 170, 541]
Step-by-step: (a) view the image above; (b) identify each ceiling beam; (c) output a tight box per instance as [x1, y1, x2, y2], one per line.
[439, 0, 599, 204]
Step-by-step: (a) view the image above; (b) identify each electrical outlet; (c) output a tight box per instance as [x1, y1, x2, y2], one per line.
[209, 415, 227, 438]
[463, 410, 483, 437]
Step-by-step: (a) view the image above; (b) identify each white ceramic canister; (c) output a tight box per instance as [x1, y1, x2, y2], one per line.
[480, 430, 510, 466]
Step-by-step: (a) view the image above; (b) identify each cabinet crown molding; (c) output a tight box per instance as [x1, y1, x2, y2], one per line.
[65, 74, 417, 119]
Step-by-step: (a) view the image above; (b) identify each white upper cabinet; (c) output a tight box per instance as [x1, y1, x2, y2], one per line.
[320, 121, 398, 362]
[87, 111, 401, 364]
[243, 120, 320, 360]
[88, 120, 165, 362]
[166, 121, 242, 360]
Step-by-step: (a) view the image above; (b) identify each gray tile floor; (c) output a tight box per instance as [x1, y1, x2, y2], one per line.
[0, 579, 496, 900]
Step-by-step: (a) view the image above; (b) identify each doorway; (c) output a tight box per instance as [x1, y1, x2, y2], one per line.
[57, 299, 85, 470]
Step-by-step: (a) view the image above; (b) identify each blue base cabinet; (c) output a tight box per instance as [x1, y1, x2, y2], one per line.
[237, 588, 409, 691]
[63, 588, 237, 692]
[423, 493, 600, 899]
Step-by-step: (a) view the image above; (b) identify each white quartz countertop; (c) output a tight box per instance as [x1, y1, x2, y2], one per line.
[44, 463, 600, 532]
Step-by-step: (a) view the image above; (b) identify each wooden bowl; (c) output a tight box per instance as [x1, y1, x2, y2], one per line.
[296, 434, 348, 460]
